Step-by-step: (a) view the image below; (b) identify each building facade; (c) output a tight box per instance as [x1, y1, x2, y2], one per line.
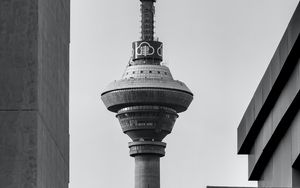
[237, 2, 300, 187]
[0, 1, 70, 187]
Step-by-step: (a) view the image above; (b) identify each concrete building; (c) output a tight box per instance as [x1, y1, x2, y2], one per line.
[208, 2, 300, 188]
[237, 2, 300, 187]
[101, 0, 193, 188]
[207, 2, 300, 188]
[0, 1, 70, 187]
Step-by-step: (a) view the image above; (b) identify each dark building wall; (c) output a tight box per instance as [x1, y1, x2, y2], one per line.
[0, 0, 69, 187]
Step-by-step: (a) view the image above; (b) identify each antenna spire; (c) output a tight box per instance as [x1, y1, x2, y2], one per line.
[131, 0, 162, 65]
[140, 0, 156, 41]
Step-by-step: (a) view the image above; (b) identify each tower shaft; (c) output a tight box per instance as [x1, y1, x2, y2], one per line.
[135, 156, 160, 188]
[129, 141, 166, 188]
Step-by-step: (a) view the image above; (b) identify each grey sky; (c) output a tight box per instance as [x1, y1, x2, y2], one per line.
[70, 0, 299, 187]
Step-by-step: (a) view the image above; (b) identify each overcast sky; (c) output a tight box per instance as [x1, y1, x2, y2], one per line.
[69, 0, 299, 187]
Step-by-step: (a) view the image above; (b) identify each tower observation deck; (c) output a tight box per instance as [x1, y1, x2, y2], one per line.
[101, 0, 193, 187]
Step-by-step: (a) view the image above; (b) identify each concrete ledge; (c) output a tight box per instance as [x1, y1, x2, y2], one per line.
[247, 57, 300, 179]
[238, 2, 300, 154]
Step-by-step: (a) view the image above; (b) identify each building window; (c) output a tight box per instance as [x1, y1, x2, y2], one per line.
[149, 71, 152, 73]
[157, 71, 160, 74]
[141, 71, 143, 73]
[133, 71, 135, 74]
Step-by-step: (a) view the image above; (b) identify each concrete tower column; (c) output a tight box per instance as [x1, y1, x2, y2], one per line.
[135, 156, 160, 188]
[129, 141, 166, 188]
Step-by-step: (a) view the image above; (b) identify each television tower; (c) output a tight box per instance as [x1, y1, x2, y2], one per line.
[101, 0, 193, 187]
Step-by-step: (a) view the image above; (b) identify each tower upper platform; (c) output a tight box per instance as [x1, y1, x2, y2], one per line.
[101, 64, 193, 113]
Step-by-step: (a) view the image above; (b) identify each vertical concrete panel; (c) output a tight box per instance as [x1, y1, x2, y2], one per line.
[247, 111, 273, 178]
[0, 0, 38, 110]
[258, 157, 273, 187]
[0, 0, 69, 187]
[37, 0, 70, 187]
[292, 60, 300, 165]
[273, 130, 292, 187]
[261, 67, 272, 103]
[246, 102, 255, 134]
[37, 116, 68, 188]
[291, 106, 300, 165]
[37, 0, 70, 162]
[0, 112, 37, 188]
[269, 50, 280, 89]
[278, 30, 289, 70]
[288, 4, 300, 51]
[0, 1, 39, 188]
[258, 127, 293, 187]
[254, 85, 263, 119]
